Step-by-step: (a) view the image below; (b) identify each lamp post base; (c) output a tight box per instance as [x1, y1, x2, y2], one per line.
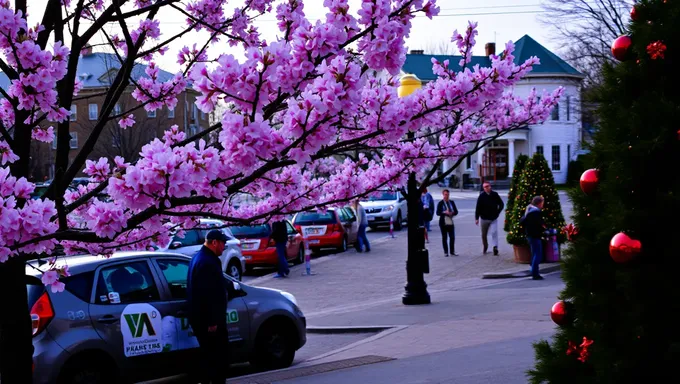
[402, 274, 431, 305]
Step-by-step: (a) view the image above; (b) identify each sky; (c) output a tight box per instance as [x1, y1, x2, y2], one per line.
[25, 0, 558, 74]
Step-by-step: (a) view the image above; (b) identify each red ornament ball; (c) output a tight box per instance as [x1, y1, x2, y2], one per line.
[580, 169, 599, 195]
[630, 6, 638, 21]
[612, 35, 633, 61]
[551, 301, 569, 326]
[609, 232, 642, 263]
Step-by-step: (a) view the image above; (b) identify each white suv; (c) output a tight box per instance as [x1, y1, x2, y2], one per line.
[156, 219, 246, 280]
[360, 190, 408, 230]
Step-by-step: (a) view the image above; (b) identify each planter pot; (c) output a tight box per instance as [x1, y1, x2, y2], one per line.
[513, 244, 531, 264]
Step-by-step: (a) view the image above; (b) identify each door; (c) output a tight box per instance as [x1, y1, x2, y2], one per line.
[88, 259, 167, 382]
[151, 258, 251, 366]
[170, 228, 205, 256]
[285, 221, 302, 259]
[341, 207, 358, 243]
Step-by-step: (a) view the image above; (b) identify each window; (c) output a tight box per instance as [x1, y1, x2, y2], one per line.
[113, 103, 122, 116]
[286, 221, 297, 235]
[95, 261, 160, 304]
[147, 109, 156, 118]
[167, 107, 175, 118]
[566, 96, 571, 121]
[157, 259, 189, 300]
[552, 145, 561, 171]
[466, 155, 471, 169]
[62, 271, 95, 302]
[69, 132, 78, 149]
[69, 105, 77, 121]
[172, 229, 204, 247]
[343, 208, 356, 222]
[536, 145, 544, 156]
[200, 110, 205, 120]
[88, 104, 98, 120]
[192, 104, 198, 122]
[551, 104, 559, 121]
[567, 144, 571, 162]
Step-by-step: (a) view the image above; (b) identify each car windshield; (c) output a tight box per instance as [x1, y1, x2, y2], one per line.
[366, 191, 398, 201]
[228, 224, 271, 239]
[294, 211, 336, 225]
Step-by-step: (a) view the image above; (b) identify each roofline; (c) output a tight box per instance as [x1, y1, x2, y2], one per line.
[522, 72, 586, 80]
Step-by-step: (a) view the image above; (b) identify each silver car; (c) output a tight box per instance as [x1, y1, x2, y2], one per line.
[156, 218, 247, 281]
[360, 190, 408, 230]
[27, 251, 306, 384]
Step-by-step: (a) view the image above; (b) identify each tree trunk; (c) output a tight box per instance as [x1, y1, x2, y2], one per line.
[0, 257, 34, 383]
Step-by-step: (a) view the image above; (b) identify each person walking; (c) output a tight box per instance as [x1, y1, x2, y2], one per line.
[187, 229, 230, 384]
[353, 200, 371, 252]
[521, 196, 546, 280]
[436, 189, 458, 257]
[271, 220, 290, 278]
[475, 181, 505, 255]
[421, 187, 435, 243]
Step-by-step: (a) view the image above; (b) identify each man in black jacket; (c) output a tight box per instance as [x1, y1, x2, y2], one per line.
[475, 182, 505, 255]
[271, 220, 290, 278]
[436, 189, 458, 256]
[520, 196, 546, 280]
[187, 229, 229, 383]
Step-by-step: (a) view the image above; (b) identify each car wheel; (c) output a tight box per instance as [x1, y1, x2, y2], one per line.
[58, 354, 118, 384]
[226, 260, 242, 281]
[295, 246, 305, 264]
[395, 211, 403, 230]
[252, 323, 296, 370]
[338, 236, 347, 252]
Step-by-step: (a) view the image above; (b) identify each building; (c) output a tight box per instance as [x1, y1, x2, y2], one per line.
[401, 35, 585, 186]
[1, 48, 209, 181]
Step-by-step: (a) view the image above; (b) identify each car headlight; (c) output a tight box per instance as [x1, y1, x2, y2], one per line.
[382, 205, 394, 212]
[280, 291, 298, 306]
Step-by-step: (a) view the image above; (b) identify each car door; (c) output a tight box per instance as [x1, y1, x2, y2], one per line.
[169, 229, 204, 257]
[150, 258, 252, 367]
[285, 221, 302, 259]
[88, 259, 169, 382]
[341, 207, 358, 243]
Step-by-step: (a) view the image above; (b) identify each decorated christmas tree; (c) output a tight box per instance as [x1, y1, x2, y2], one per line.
[529, 1, 680, 382]
[504, 154, 530, 232]
[506, 152, 566, 246]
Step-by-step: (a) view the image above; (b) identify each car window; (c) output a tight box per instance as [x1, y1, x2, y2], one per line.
[294, 211, 336, 225]
[344, 207, 356, 222]
[62, 271, 95, 302]
[95, 261, 160, 304]
[228, 224, 271, 239]
[286, 221, 297, 235]
[337, 209, 348, 222]
[156, 259, 189, 300]
[173, 229, 203, 247]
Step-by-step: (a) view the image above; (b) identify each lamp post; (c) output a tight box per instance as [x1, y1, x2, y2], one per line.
[398, 74, 431, 305]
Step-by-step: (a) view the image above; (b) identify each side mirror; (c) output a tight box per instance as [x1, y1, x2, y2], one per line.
[169, 241, 182, 250]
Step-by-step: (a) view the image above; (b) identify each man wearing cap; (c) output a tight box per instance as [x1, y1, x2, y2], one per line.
[187, 229, 229, 383]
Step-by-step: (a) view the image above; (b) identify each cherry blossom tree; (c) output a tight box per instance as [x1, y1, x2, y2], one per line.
[0, 0, 561, 381]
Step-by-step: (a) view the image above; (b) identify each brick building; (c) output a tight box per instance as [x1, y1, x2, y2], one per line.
[2, 49, 209, 181]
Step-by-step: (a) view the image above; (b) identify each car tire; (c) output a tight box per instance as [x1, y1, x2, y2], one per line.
[226, 259, 243, 281]
[252, 322, 296, 370]
[295, 246, 304, 264]
[337, 236, 347, 252]
[58, 353, 119, 384]
[395, 211, 403, 230]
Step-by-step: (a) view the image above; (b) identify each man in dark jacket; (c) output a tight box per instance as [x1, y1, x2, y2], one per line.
[436, 189, 458, 257]
[187, 229, 229, 383]
[271, 220, 290, 278]
[475, 182, 505, 255]
[520, 196, 546, 280]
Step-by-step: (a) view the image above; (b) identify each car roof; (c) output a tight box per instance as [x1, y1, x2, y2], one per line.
[25, 251, 189, 277]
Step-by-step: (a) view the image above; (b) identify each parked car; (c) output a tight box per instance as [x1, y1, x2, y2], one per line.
[228, 221, 304, 272]
[156, 219, 246, 281]
[359, 190, 408, 230]
[291, 207, 358, 252]
[27, 251, 306, 384]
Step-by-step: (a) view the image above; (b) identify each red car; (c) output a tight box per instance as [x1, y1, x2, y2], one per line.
[292, 207, 358, 253]
[228, 221, 304, 272]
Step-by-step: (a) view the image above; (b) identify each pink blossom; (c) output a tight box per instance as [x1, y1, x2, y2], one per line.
[119, 114, 135, 129]
[31, 126, 55, 143]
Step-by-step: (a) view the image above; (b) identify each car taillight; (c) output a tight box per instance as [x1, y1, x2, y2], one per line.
[30, 292, 54, 337]
[330, 223, 342, 232]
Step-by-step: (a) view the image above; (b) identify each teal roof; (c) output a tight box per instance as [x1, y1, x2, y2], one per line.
[402, 35, 583, 81]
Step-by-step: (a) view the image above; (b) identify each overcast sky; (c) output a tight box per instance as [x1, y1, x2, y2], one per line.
[26, 0, 556, 73]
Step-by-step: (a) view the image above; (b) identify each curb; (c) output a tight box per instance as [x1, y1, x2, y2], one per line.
[306, 325, 395, 334]
[481, 263, 562, 279]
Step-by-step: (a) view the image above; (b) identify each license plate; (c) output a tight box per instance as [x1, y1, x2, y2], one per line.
[308, 229, 320, 235]
[367, 216, 375, 221]
[309, 240, 320, 244]
[242, 243, 255, 250]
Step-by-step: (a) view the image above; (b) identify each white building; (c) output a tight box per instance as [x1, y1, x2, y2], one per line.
[400, 35, 585, 186]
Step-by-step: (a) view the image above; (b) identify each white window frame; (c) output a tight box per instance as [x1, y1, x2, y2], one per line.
[147, 109, 156, 118]
[167, 106, 175, 118]
[551, 145, 561, 171]
[69, 132, 78, 149]
[113, 103, 122, 116]
[69, 105, 77, 121]
[88, 103, 98, 120]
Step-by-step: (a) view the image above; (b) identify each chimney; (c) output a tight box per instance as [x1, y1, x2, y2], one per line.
[81, 44, 93, 57]
[409, 49, 424, 55]
[485, 42, 496, 56]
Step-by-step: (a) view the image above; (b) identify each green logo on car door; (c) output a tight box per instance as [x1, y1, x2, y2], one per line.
[124, 312, 157, 338]
[227, 309, 239, 324]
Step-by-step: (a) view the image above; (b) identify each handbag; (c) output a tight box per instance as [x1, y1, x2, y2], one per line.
[443, 201, 453, 226]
